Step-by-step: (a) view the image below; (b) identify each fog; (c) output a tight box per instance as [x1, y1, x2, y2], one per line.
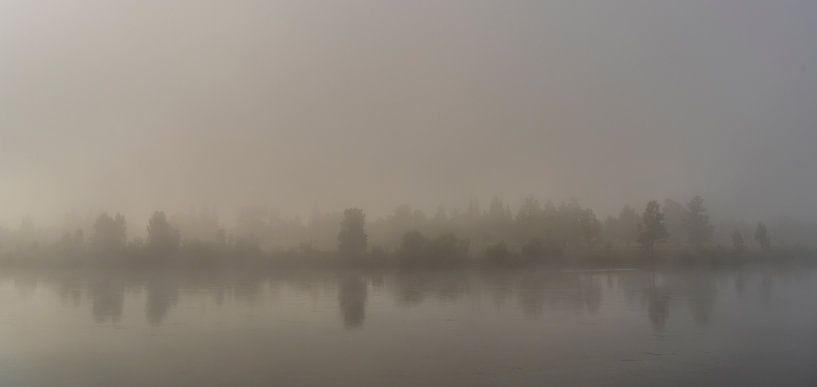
[4, 3, 817, 386]
[2, 0, 816, 228]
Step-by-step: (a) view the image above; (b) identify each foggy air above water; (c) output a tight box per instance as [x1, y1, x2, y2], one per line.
[2, 1, 817, 386]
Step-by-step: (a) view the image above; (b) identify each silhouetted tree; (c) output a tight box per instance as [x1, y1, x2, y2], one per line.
[92, 213, 127, 254]
[578, 209, 601, 247]
[662, 199, 687, 246]
[147, 211, 181, 256]
[371, 204, 427, 249]
[396, 230, 429, 265]
[338, 208, 367, 259]
[754, 222, 770, 252]
[638, 201, 669, 255]
[732, 230, 746, 254]
[683, 195, 713, 249]
[427, 233, 469, 265]
[515, 197, 543, 243]
[395, 231, 467, 267]
[486, 196, 513, 242]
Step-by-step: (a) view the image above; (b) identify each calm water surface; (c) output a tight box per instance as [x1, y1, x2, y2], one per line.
[1, 266, 816, 386]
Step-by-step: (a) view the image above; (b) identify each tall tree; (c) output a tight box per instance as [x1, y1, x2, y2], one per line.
[515, 197, 543, 244]
[683, 195, 713, 249]
[754, 222, 770, 252]
[732, 230, 746, 254]
[92, 213, 127, 254]
[662, 199, 687, 245]
[487, 196, 513, 223]
[338, 208, 367, 259]
[147, 211, 181, 256]
[578, 209, 601, 248]
[638, 201, 669, 255]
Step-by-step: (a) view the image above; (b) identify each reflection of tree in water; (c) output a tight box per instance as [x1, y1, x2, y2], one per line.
[6, 266, 796, 332]
[388, 270, 604, 318]
[514, 272, 602, 318]
[759, 273, 774, 305]
[57, 278, 83, 307]
[735, 270, 747, 298]
[643, 272, 671, 331]
[338, 275, 367, 329]
[386, 271, 602, 318]
[145, 278, 179, 326]
[389, 272, 471, 307]
[684, 271, 717, 326]
[89, 278, 125, 323]
[623, 270, 720, 330]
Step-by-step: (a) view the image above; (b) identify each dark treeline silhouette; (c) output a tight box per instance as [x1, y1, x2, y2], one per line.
[1, 195, 816, 269]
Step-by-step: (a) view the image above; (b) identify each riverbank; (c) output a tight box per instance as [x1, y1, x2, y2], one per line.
[1, 245, 814, 271]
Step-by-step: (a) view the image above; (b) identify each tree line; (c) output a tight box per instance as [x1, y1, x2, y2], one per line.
[0, 195, 804, 268]
[336, 196, 777, 267]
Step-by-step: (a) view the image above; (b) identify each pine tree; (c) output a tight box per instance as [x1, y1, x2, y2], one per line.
[338, 208, 367, 259]
[638, 201, 669, 255]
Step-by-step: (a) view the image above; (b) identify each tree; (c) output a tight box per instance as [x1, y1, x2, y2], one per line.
[235, 206, 268, 246]
[732, 230, 746, 254]
[427, 233, 469, 263]
[683, 195, 713, 249]
[578, 209, 601, 247]
[487, 196, 513, 224]
[662, 199, 687, 245]
[92, 213, 127, 254]
[485, 196, 513, 243]
[552, 200, 586, 249]
[754, 222, 770, 252]
[338, 208, 367, 259]
[516, 197, 543, 243]
[396, 230, 428, 265]
[147, 211, 181, 256]
[638, 201, 669, 255]
[395, 230, 468, 267]
[378, 205, 424, 248]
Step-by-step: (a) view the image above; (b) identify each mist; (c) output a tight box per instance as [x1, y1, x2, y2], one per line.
[5, 2, 817, 386]
[2, 0, 816, 229]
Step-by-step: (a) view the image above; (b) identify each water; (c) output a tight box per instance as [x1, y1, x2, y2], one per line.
[1, 266, 816, 386]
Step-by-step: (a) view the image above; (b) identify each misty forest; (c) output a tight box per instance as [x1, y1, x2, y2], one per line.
[2, 195, 814, 269]
[4, 0, 817, 386]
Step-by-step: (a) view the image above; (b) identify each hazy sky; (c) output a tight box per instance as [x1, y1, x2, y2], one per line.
[1, 0, 816, 226]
